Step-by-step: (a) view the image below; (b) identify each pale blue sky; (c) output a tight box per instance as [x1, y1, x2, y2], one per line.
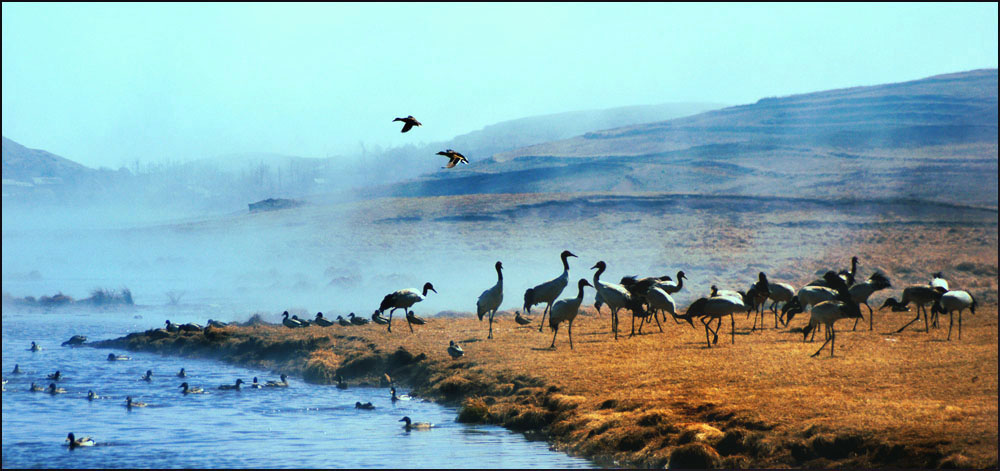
[2, 3, 997, 168]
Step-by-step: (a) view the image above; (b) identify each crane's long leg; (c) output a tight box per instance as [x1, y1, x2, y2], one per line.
[488, 310, 495, 339]
[731, 313, 736, 344]
[629, 311, 637, 338]
[947, 310, 953, 341]
[866, 302, 874, 331]
[652, 309, 663, 333]
[701, 317, 712, 348]
[549, 324, 559, 349]
[922, 304, 930, 332]
[958, 310, 963, 340]
[830, 325, 836, 357]
[387, 309, 394, 333]
[568, 321, 574, 350]
[538, 303, 551, 333]
[896, 310, 922, 333]
[811, 329, 832, 357]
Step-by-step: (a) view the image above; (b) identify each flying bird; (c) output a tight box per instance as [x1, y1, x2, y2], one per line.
[437, 149, 469, 169]
[393, 115, 422, 133]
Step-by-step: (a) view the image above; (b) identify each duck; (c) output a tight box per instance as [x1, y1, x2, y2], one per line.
[335, 374, 348, 390]
[436, 149, 469, 169]
[514, 311, 533, 326]
[314, 313, 335, 327]
[140, 370, 153, 382]
[393, 115, 422, 133]
[87, 390, 99, 401]
[47, 383, 67, 395]
[400, 416, 433, 431]
[266, 374, 289, 388]
[337, 315, 352, 327]
[179, 382, 205, 394]
[218, 379, 244, 390]
[165, 320, 180, 333]
[371, 310, 390, 325]
[29, 382, 44, 392]
[207, 319, 229, 328]
[391, 386, 411, 402]
[47, 370, 62, 381]
[349, 313, 370, 325]
[177, 368, 187, 378]
[29, 341, 42, 352]
[107, 353, 130, 361]
[12, 364, 22, 374]
[405, 311, 427, 331]
[66, 433, 95, 449]
[355, 401, 376, 410]
[447, 340, 464, 359]
[291, 315, 310, 327]
[125, 396, 147, 409]
[282, 311, 305, 329]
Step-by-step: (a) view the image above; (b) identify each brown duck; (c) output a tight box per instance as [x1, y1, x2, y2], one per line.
[436, 149, 469, 169]
[393, 115, 422, 133]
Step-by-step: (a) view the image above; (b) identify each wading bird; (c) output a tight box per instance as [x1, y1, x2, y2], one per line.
[477, 261, 504, 339]
[932, 290, 976, 340]
[591, 261, 631, 340]
[548, 279, 592, 349]
[523, 250, 576, 332]
[378, 282, 436, 332]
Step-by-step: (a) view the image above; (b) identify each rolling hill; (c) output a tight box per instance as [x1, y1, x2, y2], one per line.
[391, 69, 998, 208]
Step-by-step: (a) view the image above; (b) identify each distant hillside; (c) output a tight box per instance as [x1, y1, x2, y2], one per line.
[2, 137, 95, 183]
[391, 69, 999, 208]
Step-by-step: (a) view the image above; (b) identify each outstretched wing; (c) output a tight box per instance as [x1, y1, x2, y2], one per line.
[443, 156, 460, 168]
[401, 122, 414, 133]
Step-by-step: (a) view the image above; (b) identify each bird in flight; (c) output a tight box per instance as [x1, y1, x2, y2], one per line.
[437, 149, 469, 169]
[393, 115, 422, 133]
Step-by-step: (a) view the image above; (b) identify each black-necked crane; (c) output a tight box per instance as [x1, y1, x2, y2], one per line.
[548, 279, 592, 349]
[477, 261, 504, 339]
[591, 261, 632, 340]
[765, 281, 796, 326]
[393, 115, 422, 133]
[802, 300, 864, 357]
[646, 285, 694, 327]
[847, 272, 891, 330]
[378, 282, 436, 332]
[620, 274, 673, 335]
[681, 295, 748, 347]
[746, 272, 772, 330]
[882, 285, 945, 334]
[930, 272, 949, 292]
[932, 290, 976, 340]
[807, 256, 859, 287]
[524, 250, 576, 332]
[437, 149, 469, 169]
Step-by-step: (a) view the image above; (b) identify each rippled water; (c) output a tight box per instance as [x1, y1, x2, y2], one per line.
[1, 306, 596, 468]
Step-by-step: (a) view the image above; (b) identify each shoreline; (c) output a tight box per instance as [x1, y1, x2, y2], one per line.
[89, 307, 999, 469]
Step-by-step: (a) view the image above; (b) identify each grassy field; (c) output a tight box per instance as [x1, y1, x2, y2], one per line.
[90, 191, 998, 468]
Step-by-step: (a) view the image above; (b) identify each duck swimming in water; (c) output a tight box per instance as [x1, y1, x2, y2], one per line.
[48, 383, 67, 395]
[218, 379, 244, 390]
[179, 382, 205, 394]
[335, 375, 348, 390]
[30, 341, 42, 352]
[399, 416, 433, 431]
[66, 433, 95, 449]
[177, 368, 187, 378]
[87, 390, 99, 401]
[265, 374, 289, 388]
[140, 370, 153, 382]
[29, 382, 44, 392]
[12, 364, 23, 374]
[250, 377, 263, 389]
[125, 396, 147, 409]
[355, 401, 375, 410]
[390, 387, 411, 402]
[107, 353, 130, 361]
[47, 371, 62, 381]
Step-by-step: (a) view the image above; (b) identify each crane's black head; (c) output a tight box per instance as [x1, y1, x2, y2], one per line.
[578, 279, 593, 289]
[423, 282, 437, 295]
[677, 271, 686, 280]
[495, 261, 503, 271]
[591, 261, 606, 271]
[561, 250, 577, 259]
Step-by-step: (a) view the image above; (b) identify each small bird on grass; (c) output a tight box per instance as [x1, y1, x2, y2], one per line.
[514, 311, 533, 326]
[447, 340, 464, 359]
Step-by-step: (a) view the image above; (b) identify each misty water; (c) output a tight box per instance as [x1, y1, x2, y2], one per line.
[0, 304, 596, 468]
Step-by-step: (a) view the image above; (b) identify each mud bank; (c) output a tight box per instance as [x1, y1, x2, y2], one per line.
[89, 309, 998, 469]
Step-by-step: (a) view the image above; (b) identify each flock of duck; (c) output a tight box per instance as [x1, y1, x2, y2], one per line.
[8, 335, 432, 450]
[360, 252, 977, 358]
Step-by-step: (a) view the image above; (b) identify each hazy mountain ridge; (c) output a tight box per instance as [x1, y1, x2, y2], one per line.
[393, 69, 998, 207]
